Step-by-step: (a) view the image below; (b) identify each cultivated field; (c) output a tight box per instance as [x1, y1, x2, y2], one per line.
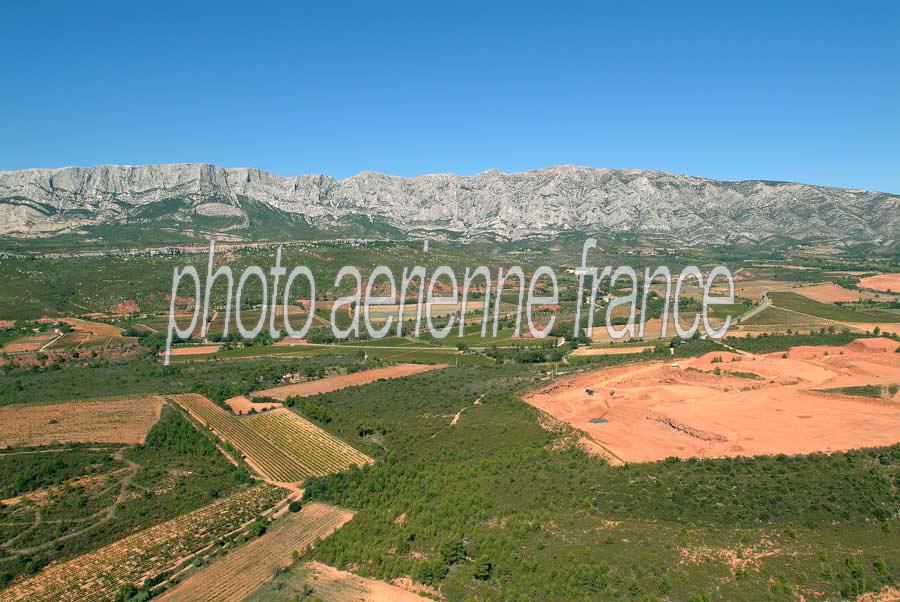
[364, 300, 486, 321]
[769, 291, 900, 323]
[525, 339, 900, 463]
[1, 332, 57, 353]
[59, 318, 123, 336]
[0, 395, 165, 448]
[244, 409, 372, 473]
[739, 306, 833, 329]
[860, 273, 900, 293]
[732, 279, 790, 301]
[789, 283, 892, 303]
[166, 344, 222, 356]
[252, 363, 447, 400]
[0, 484, 285, 602]
[172, 394, 371, 482]
[588, 315, 719, 344]
[157, 503, 354, 602]
[570, 345, 654, 357]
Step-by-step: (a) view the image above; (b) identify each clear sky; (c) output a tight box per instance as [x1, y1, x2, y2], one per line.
[1, 1, 898, 192]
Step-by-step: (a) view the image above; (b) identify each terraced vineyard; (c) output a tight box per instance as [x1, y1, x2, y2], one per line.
[0, 484, 285, 602]
[244, 408, 372, 474]
[157, 502, 354, 602]
[172, 394, 371, 482]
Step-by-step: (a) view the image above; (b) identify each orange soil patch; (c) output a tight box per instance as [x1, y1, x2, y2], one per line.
[165, 344, 222, 356]
[224, 395, 282, 415]
[570, 345, 654, 357]
[524, 340, 900, 463]
[158, 503, 354, 602]
[252, 363, 447, 400]
[846, 337, 900, 353]
[114, 299, 140, 314]
[791, 283, 884, 303]
[291, 562, 434, 602]
[60, 317, 123, 336]
[678, 539, 780, 574]
[0, 395, 166, 448]
[860, 273, 900, 293]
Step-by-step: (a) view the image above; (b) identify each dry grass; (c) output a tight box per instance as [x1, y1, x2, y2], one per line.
[252, 364, 447, 401]
[0, 395, 166, 448]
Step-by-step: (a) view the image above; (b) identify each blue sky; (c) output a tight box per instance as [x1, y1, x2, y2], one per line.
[1, 1, 898, 192]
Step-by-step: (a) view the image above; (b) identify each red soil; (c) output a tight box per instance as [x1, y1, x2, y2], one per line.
[860, 273, 900, 293]
[224, 395, 282, 414]
[525, 340, 900, 463]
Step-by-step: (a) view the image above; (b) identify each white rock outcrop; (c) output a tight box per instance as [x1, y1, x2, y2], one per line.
[0, 163, 897, 244]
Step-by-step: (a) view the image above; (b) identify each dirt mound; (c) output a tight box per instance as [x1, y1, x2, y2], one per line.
[846, 337, 900, 353]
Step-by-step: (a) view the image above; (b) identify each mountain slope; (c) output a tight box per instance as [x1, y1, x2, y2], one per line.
[1, 163, 897, 246]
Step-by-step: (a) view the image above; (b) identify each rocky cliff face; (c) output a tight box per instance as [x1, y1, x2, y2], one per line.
[1, 163, 897, 246]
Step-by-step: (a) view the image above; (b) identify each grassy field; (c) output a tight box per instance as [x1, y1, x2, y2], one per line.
[769, 291, 900, 323]
[741, 305, 833, 327]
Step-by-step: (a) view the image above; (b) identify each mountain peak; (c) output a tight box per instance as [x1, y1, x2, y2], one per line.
[0, 163, 897, 246]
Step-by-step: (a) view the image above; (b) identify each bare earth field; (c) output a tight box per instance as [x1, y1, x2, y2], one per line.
[525, 338, 900, 463]
[249, 561, 433, 602]
[860, 273, 900, 293]
[570, 345, 654, 357]
[158, 503, 354, 602]
[588, 315, 718, 344]
[791, 283, 888, 303]
[59, 318, 124, 336]
[253, 363, 447, 400]
[224, 395, 282, 414]
[0, 395, 166, 448]
[733, 279, 792, 301]
[165, 344, 222, 356]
